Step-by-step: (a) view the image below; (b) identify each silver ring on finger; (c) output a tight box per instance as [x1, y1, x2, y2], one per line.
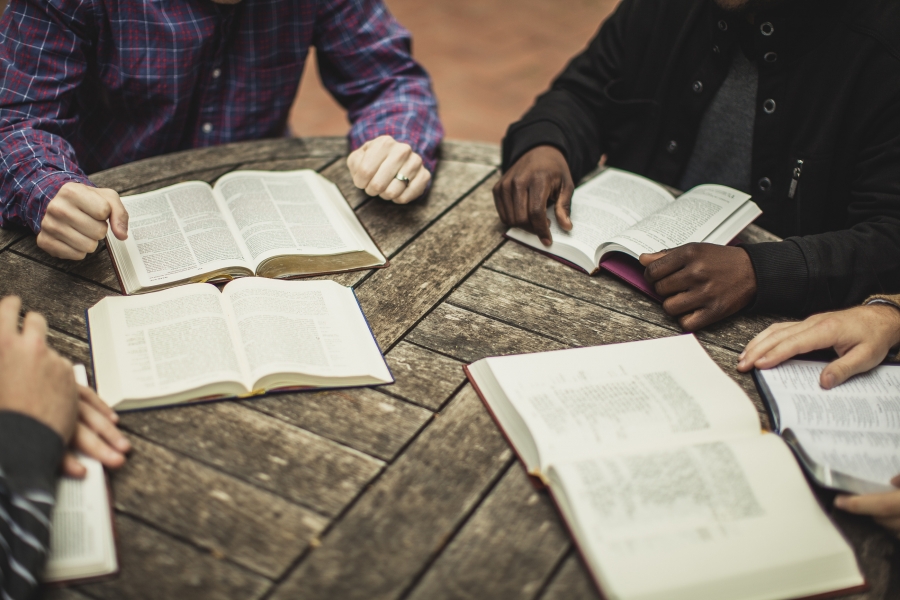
[394, 172, 410, 186]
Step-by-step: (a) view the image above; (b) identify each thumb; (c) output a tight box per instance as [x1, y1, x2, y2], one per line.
[639, 250, 669, 267]
[103, 190, 129, 240]
[820, 345, 878, 389]
[555, 184, 574, 232]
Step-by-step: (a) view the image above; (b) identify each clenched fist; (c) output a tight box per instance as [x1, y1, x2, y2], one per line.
[347, 135, 431, 204]
[38, 182, 129, 260]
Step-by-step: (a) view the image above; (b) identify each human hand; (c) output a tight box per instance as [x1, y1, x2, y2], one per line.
[737, 304, 900, 388]
[37, 182, 129, 260]
[0, 296, 78, 443]
[62, 385, 130, 478]
[835, 478, 900, 539]
[347, 135, 431, 204]
[640, 243, 757, 332]
[493, 145, 574, 246]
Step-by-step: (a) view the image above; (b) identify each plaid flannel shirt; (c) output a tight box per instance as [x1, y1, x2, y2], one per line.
[0, 0, 443, 232]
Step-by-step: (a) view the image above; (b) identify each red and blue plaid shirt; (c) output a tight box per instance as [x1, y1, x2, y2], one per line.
[0, 0, 443, 232]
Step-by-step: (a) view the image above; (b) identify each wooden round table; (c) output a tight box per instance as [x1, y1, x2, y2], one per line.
[0, 137, 896, 600]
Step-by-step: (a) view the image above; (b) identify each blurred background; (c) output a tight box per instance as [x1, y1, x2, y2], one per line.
[0, 0, 619, 144]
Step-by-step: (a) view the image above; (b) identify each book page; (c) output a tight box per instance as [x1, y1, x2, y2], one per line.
[606, 185, 751, 256]
[114, 182, 252, 287]
[758, 360, 900, 489]
[548, 435, 862, 600]
[44, 456, 116, 582]
[90, 284, 249, 404]
[222, 278, 391, 386]
[214, 170, 362, 266]
[481, 335, 760, 469]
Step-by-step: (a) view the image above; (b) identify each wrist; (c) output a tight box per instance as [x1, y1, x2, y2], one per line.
[867, 303, 900, 349]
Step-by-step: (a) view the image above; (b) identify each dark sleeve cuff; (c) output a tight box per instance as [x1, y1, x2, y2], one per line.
[501, 120, 570, 173]
[741, 239, 810, 315]
[0, 411, 64, 496]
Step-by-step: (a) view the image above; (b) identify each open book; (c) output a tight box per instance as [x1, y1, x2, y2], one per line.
[87, 278, 393, 411]
[506, 169, 761, 298]
[44, 366, 117, 585]
[465, 336, 864, 600]
[107, 169, 387, 295]
[756, 360, 900, 495]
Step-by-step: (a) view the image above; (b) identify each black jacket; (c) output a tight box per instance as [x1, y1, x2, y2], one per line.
[503, 0, 900, 315]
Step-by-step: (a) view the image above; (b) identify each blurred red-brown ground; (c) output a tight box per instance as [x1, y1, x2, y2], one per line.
[289, 0, 619, 144]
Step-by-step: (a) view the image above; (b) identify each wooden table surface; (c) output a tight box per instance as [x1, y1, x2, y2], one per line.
[1, 137, 897, 600]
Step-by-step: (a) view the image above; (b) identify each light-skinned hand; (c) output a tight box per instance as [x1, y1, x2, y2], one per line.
[62, 385, 130, 478]
[493, 145, 574, 246]
[0, 296, 78, 443]
[347, 135, 431, 204]
[37, 182, 129, 260]
[640, 243, 757, 332]
[835, 476, 900, 539]
[737, 304, 900, 389]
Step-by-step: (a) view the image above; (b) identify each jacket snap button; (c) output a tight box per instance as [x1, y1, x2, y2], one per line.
[692, 81, 703, 94]
[718, 20, 728, 31]
[666, 140, 678, 154]
[712, 45, 721, 54]
[758, 177, 772, 192]
[764, 52, 778, 63]
[760, 22, 774, 36]
[763, 99, 776, 114]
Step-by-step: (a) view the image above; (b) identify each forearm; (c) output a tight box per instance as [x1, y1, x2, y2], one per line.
[0, 411, 64, 600]
[744, 219, 900, 316]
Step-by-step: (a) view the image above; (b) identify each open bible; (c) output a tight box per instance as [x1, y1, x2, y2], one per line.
[44, 366, 118, 585]
[87, 279, 393, 411]
[756, 360, 900, 495]
[106, 169, 387, 295]
[465, 336, 864, 600]
[506, 169, 761, 298]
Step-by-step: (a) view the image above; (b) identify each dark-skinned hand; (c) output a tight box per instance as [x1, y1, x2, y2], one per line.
[639, 243, 757, 332]
[493, 145, 574, 246]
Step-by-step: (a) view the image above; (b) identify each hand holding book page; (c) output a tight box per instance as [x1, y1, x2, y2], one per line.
[756, 360, 900, 493]
[88, 278, 393, 410]
[505, 169, 759, 274]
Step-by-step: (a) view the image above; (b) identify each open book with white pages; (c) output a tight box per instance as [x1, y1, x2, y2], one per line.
[756, 360, 900, 495]
[106, 169, 386, 295]
[465, 336, 864, 600]
[87, 278, 393, 411]
[43, 365, 118, 585]
[506, 168, 761, 298]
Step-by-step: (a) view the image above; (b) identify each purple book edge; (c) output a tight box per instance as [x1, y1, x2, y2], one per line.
[598, 254, 664, 302]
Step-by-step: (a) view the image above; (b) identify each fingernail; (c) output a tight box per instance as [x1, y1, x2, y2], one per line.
[834, 495, 848, 509]
[822, 373, 836, 389]
[737, 360, 745, 369]
[738, 351, 746, 360]
[541, 238, 552, 247]
[116, 438, 131, 452]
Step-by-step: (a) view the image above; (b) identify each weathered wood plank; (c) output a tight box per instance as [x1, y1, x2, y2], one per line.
[406, 464, 569, 600]
[448, 268, 676, 349]
[10, 236, 120, 291]
[407, 303, 566, 364]
[439, 140, 501, 166]
[384, 341, 465, 411]
[736, 223, 783, 245]
[269, 385, 514, 600]
[38, 587, 93, 600]
[0, 225, 27, 251]
[355, 174, 506, 349]
[538, 553, 601, 600]
[112, 436, 326, 579]
[118, 402, 383, 518]
[89, 137, 348, 192]
[246, 386, 431, 462]
[234, 156, 338, 174]
[353, 160, 496, 257]
[76, 515, 270, 600]
[0, 252, 114, 340]
[47, 328, 91, 369]
[485, 241, 783, 353]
